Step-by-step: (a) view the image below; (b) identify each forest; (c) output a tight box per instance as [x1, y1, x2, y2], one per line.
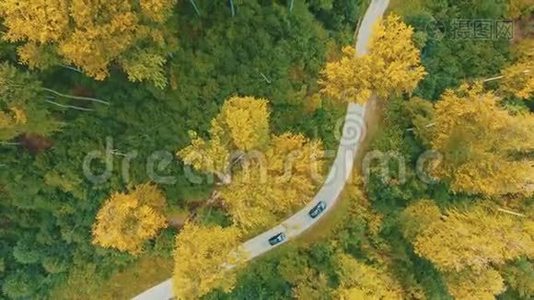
[0, 0, 533, 299]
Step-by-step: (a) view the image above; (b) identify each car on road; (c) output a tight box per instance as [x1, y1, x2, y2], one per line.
[308, 201, 327, 218]
[268, 232, 286, 246]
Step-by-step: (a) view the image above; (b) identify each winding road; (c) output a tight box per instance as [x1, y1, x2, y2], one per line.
[133, 0, 389, 299]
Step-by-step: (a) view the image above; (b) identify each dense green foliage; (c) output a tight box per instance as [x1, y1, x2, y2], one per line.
[406, 0, 512, 99]
[0, 1, 353, 298]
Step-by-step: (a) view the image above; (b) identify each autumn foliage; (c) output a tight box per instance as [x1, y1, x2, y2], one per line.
[418, 83, 534, 197]
[320, 14, 426, 104]
[0, 0, 176, 87]
[400, 200, 534, 299]
[499, 40, 534, 99]
[334, 254, 404, 299]
[444, 268, 506, 300]
[178, 96, 325, 231]
[413, 204, 534, 272]
[92, 183, 167, 254]
[178, 96, 271, 181]
[172, 223, 244, 299]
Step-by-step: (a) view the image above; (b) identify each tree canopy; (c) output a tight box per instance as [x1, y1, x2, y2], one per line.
[0, 63, 61, 141]
[320, 14, 426, 104]
[172, 223, 244, 299]
[0, 0, 176, 87]
[412, 83, 534, 196]
[178, 96, 325, 231]
[413, 204, 534, 272]
[92, 183, 168, 254]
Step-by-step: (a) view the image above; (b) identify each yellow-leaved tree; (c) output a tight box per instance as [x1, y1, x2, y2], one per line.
[288, 269, 332, 299]
[320, 14, 426, 104]
[178, 96, 325, 231]
[499, 39, 534, 100]
[506, 0, 534, 19]
[334, 253, 404, 299]
[178, 96, 270, 183]
[172, 222, 245, 299]
[400, 200, 529, 299]
[413, 204, 534, 272]
[0, 0, 176, 88]
[414, 83, 534, 196]
[220, 133, 324, 230]
[443, 267, 506, 300]
[399, 199, 441, 241]
[92, 183, 167, 254]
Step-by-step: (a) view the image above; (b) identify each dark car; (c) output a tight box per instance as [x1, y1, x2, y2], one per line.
[268, 232, 286, 246]
[308, 201, 327, 218]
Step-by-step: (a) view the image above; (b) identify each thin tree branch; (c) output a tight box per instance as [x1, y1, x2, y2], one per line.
[189, 0, 201, 16]
[259, 72, 272, 84]
[497, 207, 525, 217]
[45, 99, 94, 111]
[41, 87, 109, 105]
[482, 75, 504, 83]
[59, 64, 83, 73]
[406, 122, 435, 132]
[0, 142, 21, 146]
[229, 0, 235, 17]
[482, 69, 531, 82]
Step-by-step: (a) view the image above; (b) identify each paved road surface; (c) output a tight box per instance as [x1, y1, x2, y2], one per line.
[133, 1, 389, 298]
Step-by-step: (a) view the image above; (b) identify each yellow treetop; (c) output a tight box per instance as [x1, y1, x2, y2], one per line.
[444, 268, 506, 300]
[320, 47, 374, 104]
[172, 223, 244, 299]
[334, 254, 404, 299]
[220, 133, 325, 231]
[0, 1, 69, 44]
[414, 204, 534, 272]
[320, 14, 426, 104]
[92, 183, 167, 254]
[178, 129, 231, 181]
[500, 61, 533, 99]
[506, 0, 534, 19]
[178, 96, 325, 232]
[218, 96, 270, 151]
[0, 107, 28, 140]
[290, 269, 332, 299]
[0, 0, 176, 87]
[399, 199, 441, 241]
[429, 83, 534, 196]
[140, 0, 176, 22]
[177, 96, 271, 181]
[499, 39, 534, 99]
